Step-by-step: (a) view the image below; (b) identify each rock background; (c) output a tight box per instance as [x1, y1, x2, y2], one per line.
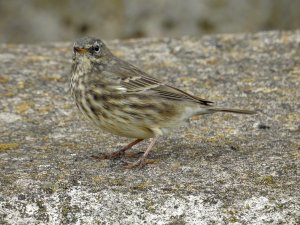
[0, 31, 299, 224]
[0, 0, 300, 43]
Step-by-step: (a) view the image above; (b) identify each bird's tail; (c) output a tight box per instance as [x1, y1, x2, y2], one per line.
[208, 107, 256, 114]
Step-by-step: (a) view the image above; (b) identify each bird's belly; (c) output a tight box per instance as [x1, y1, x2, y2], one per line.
[96, 114, 155, 139]
[75, 103, 154, 139]
[75, 91, 190, 139]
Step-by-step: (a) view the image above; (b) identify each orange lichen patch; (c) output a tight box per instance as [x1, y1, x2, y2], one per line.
[0, 75, 10, 83]
[3, 43, 18, 48]
[161, 60, 178, 68]
[112, 50, 125, 58]
[253, 87, 279, 94]
[0, 143, 19, 151]
[4, 91, 17, 97]
[205, 58, 218, 65]
[206, 133, 226, 143]
[241, 77, 257, 83]
[56, 47, 69, 53]
[38, 106, 53, 113]
[92, 175, 106, 184]
[24, 55, 51, 62]
[277, 112, 300, 130]
[41, 74, 63, 82]
[178, 77, 198, 85]
[15, 102, 34, 114]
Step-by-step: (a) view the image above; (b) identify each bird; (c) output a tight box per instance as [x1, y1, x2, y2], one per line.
[70, 36, 256, 168]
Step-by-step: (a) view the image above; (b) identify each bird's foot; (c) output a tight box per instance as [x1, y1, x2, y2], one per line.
[92, 139, 144, 160]
[123, 157, 157, 169]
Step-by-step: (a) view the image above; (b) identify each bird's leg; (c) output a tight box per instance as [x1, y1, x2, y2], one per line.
[92, 138, 144, 160]
[124, 136, 159, 168]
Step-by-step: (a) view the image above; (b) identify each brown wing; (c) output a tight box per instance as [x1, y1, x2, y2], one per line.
[110, 61, 213, 105]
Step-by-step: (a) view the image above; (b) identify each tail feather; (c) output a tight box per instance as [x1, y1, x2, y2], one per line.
[209, 107, 256, 115]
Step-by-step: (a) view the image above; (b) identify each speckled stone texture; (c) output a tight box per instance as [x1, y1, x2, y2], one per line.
[0, 31, 299, 224]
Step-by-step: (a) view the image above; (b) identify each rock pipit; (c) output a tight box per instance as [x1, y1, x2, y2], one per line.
[70, 37, 255, 168]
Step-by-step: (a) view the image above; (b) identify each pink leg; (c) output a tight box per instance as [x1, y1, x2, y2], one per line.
[93, 139, 144, 160]
[125, 136, 159, 168]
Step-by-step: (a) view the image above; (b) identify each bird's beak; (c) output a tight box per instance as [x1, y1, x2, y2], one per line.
[73, 47, 88, 54]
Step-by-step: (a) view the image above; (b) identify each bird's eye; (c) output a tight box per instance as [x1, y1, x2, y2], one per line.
[93, 45, 100, 52]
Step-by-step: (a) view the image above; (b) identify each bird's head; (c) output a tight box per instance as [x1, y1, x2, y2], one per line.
[72, 37, 112, 63]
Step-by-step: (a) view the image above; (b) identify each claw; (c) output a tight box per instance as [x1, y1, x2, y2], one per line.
[91, 138, 144, 160]
[124, 158, 157, 169]
[92, 137, 158, 169]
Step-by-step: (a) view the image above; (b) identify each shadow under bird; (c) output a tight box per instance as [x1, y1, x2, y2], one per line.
[70, 37, 256, 168]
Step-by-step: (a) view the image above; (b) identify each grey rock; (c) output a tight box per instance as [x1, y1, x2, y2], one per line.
[0, 31, 299, 224]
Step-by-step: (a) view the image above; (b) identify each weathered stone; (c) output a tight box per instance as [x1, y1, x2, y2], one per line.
[0, 31, 299, 224]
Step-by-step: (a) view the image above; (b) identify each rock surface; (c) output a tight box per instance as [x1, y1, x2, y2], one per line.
[0, 31, 299, 224]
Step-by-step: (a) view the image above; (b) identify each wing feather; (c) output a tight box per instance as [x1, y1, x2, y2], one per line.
[121, 75, 212, 105]
[106, 59, 213, 105]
